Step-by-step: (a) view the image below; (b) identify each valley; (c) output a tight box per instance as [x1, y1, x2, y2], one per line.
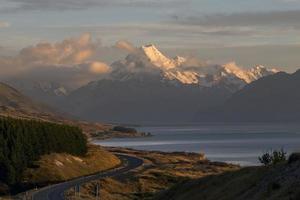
[1, 5, 300, 198]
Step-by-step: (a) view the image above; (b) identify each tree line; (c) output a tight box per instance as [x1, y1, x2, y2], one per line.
[0, 117, 87, 185]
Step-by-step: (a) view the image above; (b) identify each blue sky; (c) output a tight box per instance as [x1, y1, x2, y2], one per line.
[1, 0, 300, 71]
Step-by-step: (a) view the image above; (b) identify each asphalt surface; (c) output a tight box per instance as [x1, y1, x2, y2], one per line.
[32, 154, 143, 200]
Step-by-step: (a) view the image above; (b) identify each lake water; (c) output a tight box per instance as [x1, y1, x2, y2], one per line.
[94, 124, 300, 166]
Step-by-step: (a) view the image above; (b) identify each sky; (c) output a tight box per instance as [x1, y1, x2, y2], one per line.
[1, 0, 300, 72]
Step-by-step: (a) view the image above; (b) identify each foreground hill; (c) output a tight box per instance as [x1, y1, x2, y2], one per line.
[155, 154, 300, 200]
[23, 145, 120, 187]
[0, 117, 87, 192]
[65, 148, 239, 200]
[197, 69, 300, 122]
[0, 117, 120, 195]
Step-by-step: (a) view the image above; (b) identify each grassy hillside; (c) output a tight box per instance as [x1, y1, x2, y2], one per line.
[155, 153, 300, 200]
[0, 117, 87, 186]
[65, 148, 238, 200]
[23, 145, 120, 184]
[0, 146, 120, 196]
[0, 116, 120, 196]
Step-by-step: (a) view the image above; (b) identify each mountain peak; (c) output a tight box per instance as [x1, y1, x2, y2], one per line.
[140, 44, 177, 69]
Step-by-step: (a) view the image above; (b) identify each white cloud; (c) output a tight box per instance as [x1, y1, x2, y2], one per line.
[114, 40, 137, 52]
[18, 33, 96, 65]
[89, 62, 111, 74]
[0, 34, 113, 88]
[1, 0, 188, 12]
[172, 10, 300, 27]
[0, 21, 10, 28]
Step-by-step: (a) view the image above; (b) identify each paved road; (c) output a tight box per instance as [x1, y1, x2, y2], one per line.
[32, 154, 143, 200]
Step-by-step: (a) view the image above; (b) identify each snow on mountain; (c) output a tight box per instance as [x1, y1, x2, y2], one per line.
[63, 44, 281, 123]
[141, 44, 186, 69]
[110, 44, 279, 89]
[164, 71, 200, 84]
[223, 62, 279, 84]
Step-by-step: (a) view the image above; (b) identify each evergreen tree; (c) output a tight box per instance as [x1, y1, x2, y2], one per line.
[0, 117, 87, 185]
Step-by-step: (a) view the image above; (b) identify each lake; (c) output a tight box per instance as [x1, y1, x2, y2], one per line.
[94, 124, 300, 166]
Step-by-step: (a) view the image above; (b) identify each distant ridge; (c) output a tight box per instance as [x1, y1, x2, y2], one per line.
[197, 69, 300, 122]
[0, 82, 60, 120]
[0, 82, 116, 137]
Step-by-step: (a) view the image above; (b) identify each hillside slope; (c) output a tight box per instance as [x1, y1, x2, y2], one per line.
[0, 82, 62, 120]
[197, 70, 300, 122]
[0, 82, 139, 138]
[155, 155, 300, 200]
[23, 145, 120, 184]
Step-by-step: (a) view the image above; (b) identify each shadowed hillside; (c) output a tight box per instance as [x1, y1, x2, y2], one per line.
[0, 82, 62, 120]
[155, 153, 300, 200]
[197, 70, 300, 122]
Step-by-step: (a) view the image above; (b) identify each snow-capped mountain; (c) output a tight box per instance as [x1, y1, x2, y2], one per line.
[110, 44, 278, 90]
[141, 44, 186, 69]
[61, 44, 279, 123]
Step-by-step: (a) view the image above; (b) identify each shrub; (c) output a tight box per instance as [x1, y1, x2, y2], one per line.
[113, 126, 137, 133]
[288, 153, 300, 164]
[259, 149, 287, 166]
[258, 152, 272, 166]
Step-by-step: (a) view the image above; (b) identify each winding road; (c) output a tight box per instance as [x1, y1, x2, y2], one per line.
[32, 154, 143, 200]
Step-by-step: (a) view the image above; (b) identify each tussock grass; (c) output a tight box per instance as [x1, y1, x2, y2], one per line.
[65, 148, 238, 200]
[23, 145, 120, 184]
[155, 158, 300, 200]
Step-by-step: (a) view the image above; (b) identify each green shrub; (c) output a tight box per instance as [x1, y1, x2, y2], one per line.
[288, 153, 300, 164]
[113, 126, 137, 133]
[259, 149, 287, 166]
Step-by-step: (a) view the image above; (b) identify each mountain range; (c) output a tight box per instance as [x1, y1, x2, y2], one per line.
[59, 45, 278, 123]
[4, 44, 296, 124]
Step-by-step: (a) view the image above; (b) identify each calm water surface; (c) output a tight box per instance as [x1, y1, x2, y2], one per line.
[94, 124, 300, 166]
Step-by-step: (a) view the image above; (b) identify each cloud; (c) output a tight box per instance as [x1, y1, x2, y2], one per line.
[173, 10, 300, 27]
[18, 33, 96, 65]
[0, 0, 188, 12]
[89, 62, 111, 74]
[114, 40, 137, 52]
[0, 34, 112, 88]
[0, 21, 10, 28]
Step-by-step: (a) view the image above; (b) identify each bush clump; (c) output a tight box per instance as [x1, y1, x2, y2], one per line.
[288, 153, 300, 164]
[113, 126, 137, 133]
[259, 149, 287, 166]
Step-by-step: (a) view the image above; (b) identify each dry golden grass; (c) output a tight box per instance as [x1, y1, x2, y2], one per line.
[65, 148, 239, 200]
[155, 159, 300, 200]
[23, 145, 120, 184]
